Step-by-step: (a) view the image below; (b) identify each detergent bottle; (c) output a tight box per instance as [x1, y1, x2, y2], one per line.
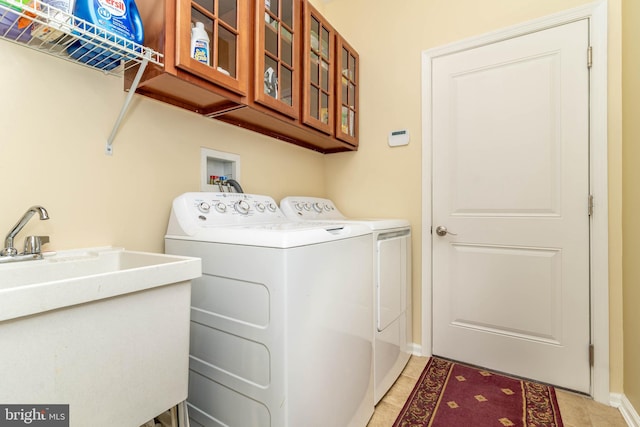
[66, 0, 144, 70]
[31, 0, 76, 42]
[190, 21, 209, 66]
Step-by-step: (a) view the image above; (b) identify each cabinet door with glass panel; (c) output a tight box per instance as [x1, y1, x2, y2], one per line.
[176, 0, 250, 95]
[255, 0, 301, 118]
[302, 2, 334, 135]
[335, 35, 358, 146]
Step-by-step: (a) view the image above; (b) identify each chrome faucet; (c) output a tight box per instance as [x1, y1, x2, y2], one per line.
[1, 206, 50, 257]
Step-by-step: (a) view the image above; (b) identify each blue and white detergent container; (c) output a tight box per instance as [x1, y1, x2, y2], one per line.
[66, 0, 143, 71]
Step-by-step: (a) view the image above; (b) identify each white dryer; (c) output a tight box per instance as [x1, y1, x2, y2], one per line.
[165, 192, 374, 427]
[280, 196, 412, 404]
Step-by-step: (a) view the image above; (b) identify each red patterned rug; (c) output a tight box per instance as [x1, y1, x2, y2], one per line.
[393, 357, 563, 427]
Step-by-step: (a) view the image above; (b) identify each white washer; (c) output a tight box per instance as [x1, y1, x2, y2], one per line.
[165, 192, 374, 427]
[280, 196, 412, 404]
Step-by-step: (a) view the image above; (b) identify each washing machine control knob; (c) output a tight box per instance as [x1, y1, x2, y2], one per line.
[215, 202, 227, 213]
[312, 202, 323, 213]
[303, 203, 311, 211]
[294, 202, 304, 211]
[234, 200, 251, 215]
[267, 202, 277, 212]
[255, 202, 265, 212]
[198, 202, 211, 213]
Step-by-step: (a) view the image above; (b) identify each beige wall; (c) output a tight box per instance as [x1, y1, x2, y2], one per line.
[0, 43, 326, 253]
[319, 0, 624, 394]
[622, 0, 640, 410]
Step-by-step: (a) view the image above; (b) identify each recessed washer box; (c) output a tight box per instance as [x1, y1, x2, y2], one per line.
[201, 147, 241, 191]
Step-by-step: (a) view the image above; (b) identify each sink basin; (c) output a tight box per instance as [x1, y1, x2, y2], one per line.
[0, 247, 201, 427]
[0, 247, 201, 321]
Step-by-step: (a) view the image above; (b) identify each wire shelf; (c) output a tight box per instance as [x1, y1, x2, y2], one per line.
[0, 0, 163, 75]
[0, 0, 164, 154]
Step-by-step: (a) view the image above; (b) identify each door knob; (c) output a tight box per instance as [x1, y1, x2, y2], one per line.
[435, 226, 457, 237]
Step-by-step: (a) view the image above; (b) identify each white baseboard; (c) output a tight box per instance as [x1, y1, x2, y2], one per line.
[409, 342, 425, 357]
[611, 393, 639, 427]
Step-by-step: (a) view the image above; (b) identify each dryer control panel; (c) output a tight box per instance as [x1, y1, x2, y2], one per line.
[280, 196, 345, 220]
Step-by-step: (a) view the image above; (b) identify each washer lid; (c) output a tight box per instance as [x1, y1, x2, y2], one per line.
[166, 221, 371, 248]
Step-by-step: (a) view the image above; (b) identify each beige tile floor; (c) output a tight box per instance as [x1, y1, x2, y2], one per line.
[368, 356, 628, 427]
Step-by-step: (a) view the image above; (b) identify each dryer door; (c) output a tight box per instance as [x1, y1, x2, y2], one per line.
[377, 230, 410, 331]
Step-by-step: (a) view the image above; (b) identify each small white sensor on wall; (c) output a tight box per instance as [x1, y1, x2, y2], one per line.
[388, 129, 410, 147]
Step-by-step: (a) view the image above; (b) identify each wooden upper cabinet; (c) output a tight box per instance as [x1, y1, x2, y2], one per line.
[175, 0, 250, 96]
[302, 2, 335, 135]
[335, 35, 358, 146]
[127, 0, 358, 153]
[254, 0, 301, 119]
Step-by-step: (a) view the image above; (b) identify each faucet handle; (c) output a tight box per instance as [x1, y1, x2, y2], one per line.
[23, 235, 50, 255]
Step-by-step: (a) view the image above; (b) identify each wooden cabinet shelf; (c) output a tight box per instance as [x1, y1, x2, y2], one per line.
[126, 0, 358, 154]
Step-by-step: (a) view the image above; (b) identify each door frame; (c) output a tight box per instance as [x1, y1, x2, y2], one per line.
[420, 1, 609, 403]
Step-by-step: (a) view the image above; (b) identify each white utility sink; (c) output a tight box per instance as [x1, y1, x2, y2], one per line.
[0, 247, 201, 427]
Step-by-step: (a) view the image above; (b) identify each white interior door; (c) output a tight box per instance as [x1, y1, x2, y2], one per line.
[431, 19, 590, 393]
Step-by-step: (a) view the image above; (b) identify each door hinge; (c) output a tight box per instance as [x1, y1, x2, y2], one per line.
[589, 344, 594, 367]
[587, 46, 593, 69]
[588, 194, 594, 216]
